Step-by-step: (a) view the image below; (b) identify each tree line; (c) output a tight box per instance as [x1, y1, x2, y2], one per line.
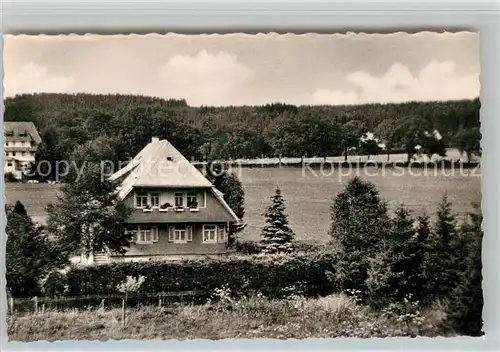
[4, 93, 481, 181]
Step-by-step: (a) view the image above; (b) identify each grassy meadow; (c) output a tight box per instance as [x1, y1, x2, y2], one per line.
[8, 293, 453, 341]
[239, 164, 481, 241]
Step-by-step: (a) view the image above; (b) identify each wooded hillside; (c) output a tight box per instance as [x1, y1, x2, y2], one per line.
[4, 93, 481, 179]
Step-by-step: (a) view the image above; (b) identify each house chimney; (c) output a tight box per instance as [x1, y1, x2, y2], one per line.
[151, 137, 159, 143]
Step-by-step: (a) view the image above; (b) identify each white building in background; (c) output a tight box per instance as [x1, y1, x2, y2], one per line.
[4, 122, 42, 180]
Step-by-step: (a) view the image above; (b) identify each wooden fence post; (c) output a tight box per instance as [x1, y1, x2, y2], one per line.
[121, 299, 125, 326]
[34, 297, 38, 314]
[9, 298, 14, 315]
[41, 304, 45, 314]
[158, 295, 162, 308]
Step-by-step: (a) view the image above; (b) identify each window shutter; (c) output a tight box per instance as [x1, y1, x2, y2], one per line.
[168, 226, 174, 242]
[218, 225, 225, 241]
[152, 227, 159, 242]
[187, 225, 193, 242]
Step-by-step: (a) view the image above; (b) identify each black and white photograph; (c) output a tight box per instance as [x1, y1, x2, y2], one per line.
[3, 32, 482, 340]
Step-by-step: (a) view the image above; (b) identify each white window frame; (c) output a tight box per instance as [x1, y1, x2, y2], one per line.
[127, 226, 158, 244]
[150, 192, 160, 208]
[187, 191, 198, 208]
[135, 191, 148, 208]
[168, 225, 192, 243]
[203, 225, 217, 243]
[138, 227, 151, 243]
[175, 227, 186, 243]
[174, 192, 185, 208]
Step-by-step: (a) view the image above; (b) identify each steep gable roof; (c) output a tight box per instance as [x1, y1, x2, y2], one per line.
[110, 138, 213, 199]
[211, 187, 240, 222]
[4, 122, 42, 144]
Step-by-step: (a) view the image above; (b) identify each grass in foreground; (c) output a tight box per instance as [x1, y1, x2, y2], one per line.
[8, 294, 453, 341]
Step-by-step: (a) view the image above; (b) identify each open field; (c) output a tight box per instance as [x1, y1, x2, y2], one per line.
[8, 294, 453, 341]
[239, 163, 481, 242]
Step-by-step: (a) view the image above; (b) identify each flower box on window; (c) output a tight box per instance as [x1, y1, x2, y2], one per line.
[159, 207, 169, 212]
[174, 207, 185, 212]
[160, 202, 173, 212]
[188, 200, 199, 212]
[143, 205, 153, 213]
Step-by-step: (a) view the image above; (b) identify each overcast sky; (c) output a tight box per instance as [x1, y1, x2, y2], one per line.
[3, 32, 479, 107]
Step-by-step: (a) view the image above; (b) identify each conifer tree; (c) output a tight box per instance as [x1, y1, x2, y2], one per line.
[416, 212, 431, 243]
[388, 206, 418, 300]
[413, 212, 431, 301]
[13, 200, 28, 216]
[367, 205, 419, 305]
[329, 177, 391, 295]
[260, 186, 295, 254]
[426, 194, 462, 299]
[447, 202, 483, 336]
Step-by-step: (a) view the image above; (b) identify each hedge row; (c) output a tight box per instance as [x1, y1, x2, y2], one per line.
[234, 240, 328, 255]
[65, 252, 339, 297]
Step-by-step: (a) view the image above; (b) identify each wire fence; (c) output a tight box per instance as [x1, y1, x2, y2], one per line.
[8, 290, 209, 315]
[8, 284, 334, 315]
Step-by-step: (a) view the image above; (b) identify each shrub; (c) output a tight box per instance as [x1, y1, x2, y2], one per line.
[117, 275, 146, 297]
[4, 172, 19, 183]
[294, 240, 328, 253]
[65, 251, 339, 297]
[40, 272, 68, 298]
[235, 240, 262, 254]
[6, 203, 66, 298]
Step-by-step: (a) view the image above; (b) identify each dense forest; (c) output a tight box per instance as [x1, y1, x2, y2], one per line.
[4, 93, 481, 179]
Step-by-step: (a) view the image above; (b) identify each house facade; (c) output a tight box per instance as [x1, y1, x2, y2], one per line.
[78, 137, 240, 264]
[4, 122, 41, 180]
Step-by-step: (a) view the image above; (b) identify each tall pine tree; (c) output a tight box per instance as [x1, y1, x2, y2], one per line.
[260, 186, 295, 254]
[412, 212, 431, 302]
[388, 206, 418, 301]
[367, 205, 421, 305]
[426, 194, 462, 300]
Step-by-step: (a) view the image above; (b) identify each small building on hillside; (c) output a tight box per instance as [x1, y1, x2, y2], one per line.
[77, 137, 241, 264]
[4, 122, 42, 180]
